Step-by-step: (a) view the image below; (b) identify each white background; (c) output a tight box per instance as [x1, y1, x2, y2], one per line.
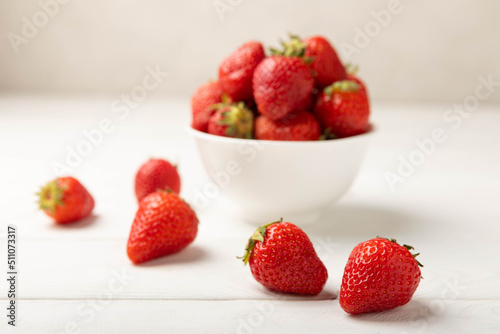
[0, 0, 499, 102]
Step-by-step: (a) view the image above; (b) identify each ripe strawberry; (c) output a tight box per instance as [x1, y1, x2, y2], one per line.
[271, 34, 346, 89]
[303, 35, 346, 88]
[207, 102, 254, 138]
[135, 158, 181, 203]
[314, 80, 370, 138]
[254, 110, 320, 141]
[252, 56, 314, 120]
[240, 219, 328, 295]
[191, 80, 224, 132]
[340, 237, 423, 315]
[38, 176, 94, 224]
[127, 191, 198, 264]
[219, 41, 265, 102]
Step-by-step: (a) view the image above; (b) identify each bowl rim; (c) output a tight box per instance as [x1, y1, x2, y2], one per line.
[186, 124, 375, 146]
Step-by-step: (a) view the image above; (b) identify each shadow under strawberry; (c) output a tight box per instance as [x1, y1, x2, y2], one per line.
[136, 246, 207, 267]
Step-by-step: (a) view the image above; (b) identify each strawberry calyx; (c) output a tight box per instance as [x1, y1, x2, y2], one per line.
[37, 180, 65, 215]
[345, 63, 360, 76]
[379, 236, 424, 268]
[324, 80, 360, 96]
[319, 128, 337, 140]
[239, 218, 283, 265]
[270, 34, 313, 64]
[212, 101, 254, 139]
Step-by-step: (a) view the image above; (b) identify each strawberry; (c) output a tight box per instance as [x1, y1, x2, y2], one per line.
[254, 110, 320, 141]
[340, 237, 423, 315]
[345, 64, 368, 96]
[252, 56, 314, 120]
[303, 35, 346, 88]
[219, 41, 265, 102]
[191, 80, 224, 132]
[207, 102, 254, 138]
[271, 34, 346, 89]
[240, 219, 328, 295]
[38, 176, 94, 224]
[135, 158, 181, 203]
[127, 190, 198, 264]
[313, 80, 370, 138]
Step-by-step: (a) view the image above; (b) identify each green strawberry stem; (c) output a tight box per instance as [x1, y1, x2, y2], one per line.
[214, 101, 254, 139]
[37, 180, 65, 214]
[270, 34, 314, 64]
[324, 80, 360, 96]
[345, 63, 360, 76]
[239, 218, 283, 265]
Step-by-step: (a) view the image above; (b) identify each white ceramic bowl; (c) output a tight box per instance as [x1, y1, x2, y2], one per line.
[187, 126, 373, 225]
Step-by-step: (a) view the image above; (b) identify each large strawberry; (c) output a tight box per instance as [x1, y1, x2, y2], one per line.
[135, 158, 181, 202]
[240, 219, 328, 295]
[207, 102, 254, 138]
[340, 237, 423, 315]
[38, 176, 94, 224]
[254, 110, 320, 141]
[219, 41, 265, 102]
[252, 56, 314, 120]
[191, 80, 224, 132]
[271, 34, 346, 89]
[127, 191, 198, 264]
[314, 80, 370, 138]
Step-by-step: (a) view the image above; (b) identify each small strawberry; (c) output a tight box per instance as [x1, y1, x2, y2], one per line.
[340, 237, 423, 315]
[135, 158, 181, 203]
[271, 34, 346, 89]
[127, 190, 198, 264]
[314, 80, 370, 138]
[345, 64, 368, 96]
[254, 110, 320, 141]
[207, 102, 254, 139]
[239, 219, 328, 295]
[38, 176, 94, 224]
[191, 80, 224, 132]
[219, 41, 265, 102]
[252, 56, 314, 120]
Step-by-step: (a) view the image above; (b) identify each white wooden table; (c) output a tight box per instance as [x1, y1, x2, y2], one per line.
[1, 96, 499, 333]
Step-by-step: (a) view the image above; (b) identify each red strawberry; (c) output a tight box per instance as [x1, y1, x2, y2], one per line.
[38, 176, 94, 224]
[191, 80, 224, 132]
[303, 35, 346, 88]
[254, 110, 320, 141]
[252, 56, 314, 120]
[219, 41, 265, 102]
[271, 34, 346, 89]
[127, 191, 198, 264]
[314, 80, 370, 138]
[135, 158, 181, 203]
[340, 237, 423, 315]
[207, 102, 254, 138]
[240, 219, 328, 295]
[347, 74, 368, 97]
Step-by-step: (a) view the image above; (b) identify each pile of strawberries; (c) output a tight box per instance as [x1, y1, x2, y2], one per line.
[38, 159, 422, 315]
[191, 34, 370, 141]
